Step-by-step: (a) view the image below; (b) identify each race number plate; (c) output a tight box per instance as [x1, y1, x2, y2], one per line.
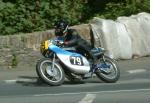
[70, 56, 83, 66]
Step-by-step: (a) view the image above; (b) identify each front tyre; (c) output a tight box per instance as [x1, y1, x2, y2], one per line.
[36, 58, 65, 86]
[96, 56, 120, 83]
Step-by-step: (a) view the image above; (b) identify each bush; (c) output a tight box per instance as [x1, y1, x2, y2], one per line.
[0, 0, 86, 35]
[0, 0, 150, 35]
[11, 53, 18, 67]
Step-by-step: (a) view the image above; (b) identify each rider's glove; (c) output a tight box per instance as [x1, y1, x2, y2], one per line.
[64, 41, 69, 45]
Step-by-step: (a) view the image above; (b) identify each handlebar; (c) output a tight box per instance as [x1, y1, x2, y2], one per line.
[53, 39, 64, 47]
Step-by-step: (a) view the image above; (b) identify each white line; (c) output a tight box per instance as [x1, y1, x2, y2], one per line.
[4, 80, 17, 84]
[78, 94, 96, 103]
[17, 79, 37, 82]
[34, 88, 150, 97]
[4, 79, 37, 84]
[127, 69, 146, 74]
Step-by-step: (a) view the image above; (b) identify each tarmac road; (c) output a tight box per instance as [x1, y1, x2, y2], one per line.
[0, 57, 150, 103]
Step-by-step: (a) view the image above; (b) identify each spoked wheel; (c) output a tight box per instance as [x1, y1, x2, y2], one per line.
[36, 58, 65, 86]
[95, 56, 120, 83]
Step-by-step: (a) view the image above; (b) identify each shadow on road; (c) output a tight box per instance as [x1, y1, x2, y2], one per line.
[16, 76, 103, 87]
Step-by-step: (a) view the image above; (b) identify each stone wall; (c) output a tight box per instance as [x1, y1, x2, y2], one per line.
[0, 24, 92, 69]
[2, 12, 150, 69]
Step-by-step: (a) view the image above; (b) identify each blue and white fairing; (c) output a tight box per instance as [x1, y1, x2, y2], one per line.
[48, 44, 90, 74]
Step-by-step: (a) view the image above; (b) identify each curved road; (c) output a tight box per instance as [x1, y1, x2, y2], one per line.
[0, 57, 150, 103]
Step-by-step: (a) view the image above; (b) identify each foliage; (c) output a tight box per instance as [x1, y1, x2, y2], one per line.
[0, 0, 86, 35]
[0, 0, 150, 35]
[87, 0, 150, 20]
[11, 53, 18, 67]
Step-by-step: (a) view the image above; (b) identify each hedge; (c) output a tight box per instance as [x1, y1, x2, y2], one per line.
[0, 0, 150, 35]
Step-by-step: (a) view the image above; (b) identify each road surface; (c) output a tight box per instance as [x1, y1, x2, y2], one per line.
[0, 57, 150, 103]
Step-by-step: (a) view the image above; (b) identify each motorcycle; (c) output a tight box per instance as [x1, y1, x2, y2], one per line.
[36, 37, 120, 86]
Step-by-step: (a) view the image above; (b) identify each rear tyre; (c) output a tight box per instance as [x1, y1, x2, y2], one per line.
[36, 58, 65, 86]
[95, 56, 120, 83]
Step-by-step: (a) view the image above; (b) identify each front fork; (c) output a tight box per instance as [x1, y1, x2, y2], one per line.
[52, 53, 56, 68]
[45, 53, 56, 77]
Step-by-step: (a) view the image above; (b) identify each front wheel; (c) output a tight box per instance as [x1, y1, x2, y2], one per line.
[36, 58, 65, 86]
[95, 56, 120, 83]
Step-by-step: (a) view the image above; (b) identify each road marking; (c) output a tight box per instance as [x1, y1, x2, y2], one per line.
[34, 88, 150, 97]
[4, 79, 37, 84]
[78, 94, 96, 103]
[4, 80, 17, 84]
[127, 69, 146, 74]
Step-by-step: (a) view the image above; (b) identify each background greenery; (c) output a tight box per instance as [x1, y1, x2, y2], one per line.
[0, 0, 150, 35]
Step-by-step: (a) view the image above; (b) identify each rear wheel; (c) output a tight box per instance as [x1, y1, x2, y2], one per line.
[95, 56, 120, 83]
[36, 58, 65, 86]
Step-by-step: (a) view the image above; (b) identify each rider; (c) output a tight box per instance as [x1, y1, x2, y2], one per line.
[54, 20, 98, 80]
[54, 19, 94, 59]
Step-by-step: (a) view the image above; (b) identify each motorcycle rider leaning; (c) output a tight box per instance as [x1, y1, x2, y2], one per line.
[54, 20, 100, 80]
[54, 20, 94, 60]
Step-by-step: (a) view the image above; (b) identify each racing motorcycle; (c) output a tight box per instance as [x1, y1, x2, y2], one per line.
[36, 37, 120, 86]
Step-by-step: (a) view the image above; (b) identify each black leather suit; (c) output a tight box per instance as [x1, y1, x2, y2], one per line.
[64, 29, 94, 59]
